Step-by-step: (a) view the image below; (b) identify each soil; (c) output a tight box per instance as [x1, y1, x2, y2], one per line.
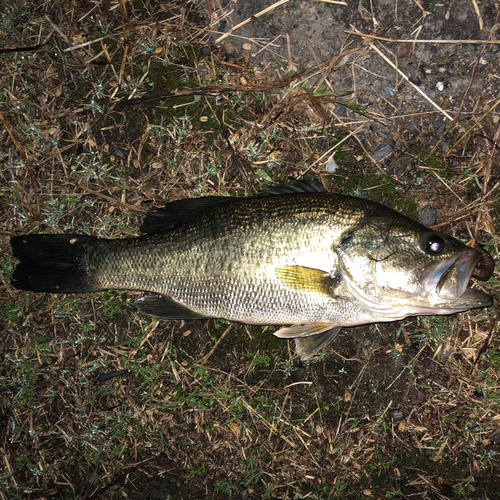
[200, 0, 500, 160]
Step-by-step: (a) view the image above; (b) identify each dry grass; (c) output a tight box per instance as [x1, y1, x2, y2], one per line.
[1, 1, 499, 499]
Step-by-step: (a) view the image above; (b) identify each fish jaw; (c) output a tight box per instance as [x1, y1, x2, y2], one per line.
[432, 248, 483, 298]
[413, 247, 493, 313]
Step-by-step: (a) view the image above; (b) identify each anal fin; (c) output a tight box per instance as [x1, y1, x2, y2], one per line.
[135, 295, 210, 320]
[274, 322, 334, 338]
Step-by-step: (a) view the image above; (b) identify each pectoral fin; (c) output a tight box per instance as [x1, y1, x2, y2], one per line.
[275, 265, 338, 295]
[135, 295, 211, 320]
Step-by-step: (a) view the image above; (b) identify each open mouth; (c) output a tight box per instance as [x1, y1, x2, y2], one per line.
[421, 248, 493, 306]
[436, 249, 483, 299]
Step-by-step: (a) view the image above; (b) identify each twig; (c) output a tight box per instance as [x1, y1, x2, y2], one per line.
[0, 44, 44, 55]
[450, 98, 500, 150]
[64, 35, 113, 51]
[470, 0, 484, 30]
[71, 183, 146, 213]
[471, 319, 496, 372]
[345, 30, 500, 44]
[312, 0, 347, 4]
[0, 111, 40, 211]
[427, 39, 487, 159]
[214, 0, 291, 44]
[199, 325, 232, 366]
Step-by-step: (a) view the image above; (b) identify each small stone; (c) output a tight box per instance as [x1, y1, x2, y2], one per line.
[325, 156, 339, 173]
[380, 86, 396, 98]
[389, 409, 404, 421]
[418, 205, 437, 226]
[432, 112, 446, 136]
[372, 140, 395, 162]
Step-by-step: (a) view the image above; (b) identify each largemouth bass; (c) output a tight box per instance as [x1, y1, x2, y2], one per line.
[10, 180, 494, 360]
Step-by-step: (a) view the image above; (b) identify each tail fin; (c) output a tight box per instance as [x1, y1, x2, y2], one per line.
[11, 234, 99, 293]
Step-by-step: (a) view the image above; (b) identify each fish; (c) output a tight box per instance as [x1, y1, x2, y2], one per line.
[10, 179, 494, 360]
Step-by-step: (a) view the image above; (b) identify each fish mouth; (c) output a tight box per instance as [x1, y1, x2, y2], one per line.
[420, 248, 493, 308]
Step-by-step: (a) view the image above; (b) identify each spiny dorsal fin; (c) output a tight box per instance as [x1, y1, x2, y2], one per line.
[257, 178, 325, 196]
[141, 178, 326, 234]
[141, 196, 231, 233]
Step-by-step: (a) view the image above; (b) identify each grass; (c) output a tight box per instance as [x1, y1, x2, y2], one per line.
[1, 0, 500, 499]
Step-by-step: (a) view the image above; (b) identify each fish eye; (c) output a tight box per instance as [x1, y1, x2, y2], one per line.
[422, 233, 445, 255]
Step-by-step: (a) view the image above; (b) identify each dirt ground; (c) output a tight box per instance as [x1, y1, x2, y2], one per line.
[1, 0, 500, 499]
[200, 0, 500, 162]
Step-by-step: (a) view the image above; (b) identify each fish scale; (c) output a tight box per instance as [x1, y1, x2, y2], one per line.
[88, 194, 348, 323]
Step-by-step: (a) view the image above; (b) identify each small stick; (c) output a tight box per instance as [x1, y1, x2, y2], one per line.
[199, 325, 232, 366]
[214, 0, 291, 44]
[64, 36, 112, 51]
[470, 0, 484, 30]
[345, 30, 500, 44]
[72, 183, 146, 213]
[0, 111, 40, 211]
[370, 43, 453, 120]
[286, 33, 293, 73]
[471, 319, 495, 372]
[450, 97, 500, 150]
[312, 0, 347, 4]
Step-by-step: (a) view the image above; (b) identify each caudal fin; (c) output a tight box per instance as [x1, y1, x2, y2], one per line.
[10, 234, 99, 293]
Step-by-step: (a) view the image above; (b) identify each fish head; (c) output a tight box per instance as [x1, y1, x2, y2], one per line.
[335, 215, 493, 319]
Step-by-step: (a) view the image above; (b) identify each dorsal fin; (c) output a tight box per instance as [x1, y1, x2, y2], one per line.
[257, 178, 325, 196]
[141, 196, 231, 233]
[141, 178, 326, 234]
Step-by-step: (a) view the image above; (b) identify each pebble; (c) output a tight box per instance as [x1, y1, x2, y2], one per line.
[432, 112, 446, 136]
[372, 140, 395, 162]
[418, 205, 437, 226]
[389, 409, 404, 420]
[380, 86, 396, 98]
[325, 157, 339, 173]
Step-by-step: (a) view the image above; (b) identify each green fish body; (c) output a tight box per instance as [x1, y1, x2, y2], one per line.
[11, 181, 494, 359]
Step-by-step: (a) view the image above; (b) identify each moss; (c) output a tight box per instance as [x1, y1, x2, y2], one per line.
[333, 169, 418, 219]
[420, 151, 450, 173]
